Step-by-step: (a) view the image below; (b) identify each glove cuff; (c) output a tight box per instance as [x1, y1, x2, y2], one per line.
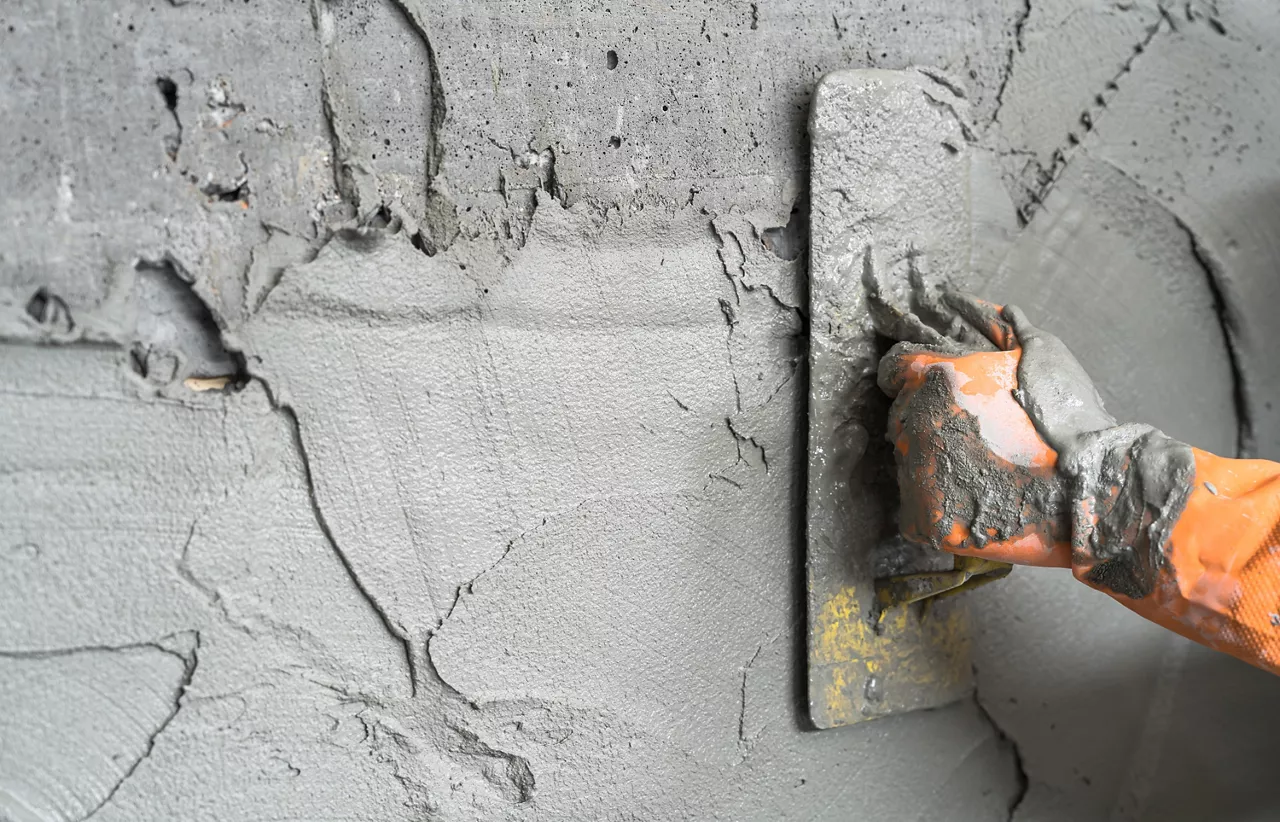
[1059, 425, 1196, 599]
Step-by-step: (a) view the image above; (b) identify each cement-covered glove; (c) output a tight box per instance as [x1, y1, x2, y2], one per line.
[873, 287, 1280, 675]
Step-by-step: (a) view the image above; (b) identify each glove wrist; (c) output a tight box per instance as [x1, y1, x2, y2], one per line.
[1058, 426, 1196, 599]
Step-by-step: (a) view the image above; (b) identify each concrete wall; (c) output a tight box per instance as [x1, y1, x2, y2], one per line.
[3, 1, 1279, 819]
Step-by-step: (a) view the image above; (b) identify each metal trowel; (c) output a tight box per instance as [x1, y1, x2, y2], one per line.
[805, 68, 1008, 727]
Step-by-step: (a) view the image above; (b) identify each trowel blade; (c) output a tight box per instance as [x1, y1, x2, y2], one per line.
[806, 68, 982, 728]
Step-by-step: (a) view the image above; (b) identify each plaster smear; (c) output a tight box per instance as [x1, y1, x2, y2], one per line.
[0, 639, 194, 822]
[240, 198, 1020, 818]
[0, 344, 412, 821]
[4, 0, 1280, 819]
[239, 202, 747, 647]
[968, 133, 1237, 822]
[1079, 2, 1280, 460]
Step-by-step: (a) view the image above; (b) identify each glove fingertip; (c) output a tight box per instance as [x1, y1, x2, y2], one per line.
[878, 342, 918, 397]
[878, 342, 944, 397]
[1001, 304, 1037, 339]
[943, 291, 1016, 350]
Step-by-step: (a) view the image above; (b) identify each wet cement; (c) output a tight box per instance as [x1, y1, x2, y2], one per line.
[3, 0, 1280, 820]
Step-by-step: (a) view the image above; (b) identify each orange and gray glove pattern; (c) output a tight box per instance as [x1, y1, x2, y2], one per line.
[871, 285, 1280, 675]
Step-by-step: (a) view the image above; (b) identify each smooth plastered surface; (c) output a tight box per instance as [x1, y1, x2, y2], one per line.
[3, 1, 1280, 820]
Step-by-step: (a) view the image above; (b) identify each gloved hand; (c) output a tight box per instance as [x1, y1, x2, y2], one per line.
[870, 276, 1280, 675]
[873, 289, 1075, 568]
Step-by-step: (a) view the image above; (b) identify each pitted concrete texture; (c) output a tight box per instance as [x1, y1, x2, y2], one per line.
[3, 1, 1280, 820]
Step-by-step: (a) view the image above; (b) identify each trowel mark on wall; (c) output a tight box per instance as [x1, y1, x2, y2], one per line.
[388, 0, 459, 254]
[20, 0, 1278, 815]
[309, 0, 456, 250]
[1108, 638, 1189, 821]
[388, 0, 447, 179]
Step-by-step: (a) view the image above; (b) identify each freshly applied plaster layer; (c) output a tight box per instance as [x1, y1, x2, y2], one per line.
[0, 639, 194, 822]
[3, 0, 1280, 819]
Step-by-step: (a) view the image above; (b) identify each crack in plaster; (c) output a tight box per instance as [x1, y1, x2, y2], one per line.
[175, 504, 252, 637]
[254, 377, 421, 696]
[737, 642, 764, 749]
[4, 633, 206, 822]
[81, 637, 199, 821]
[711, 215, 805, 422]
[712, 216, 806, 316]
[449, 724, 537, 804]
[972, 694, 1029, 822]
[989, 0, 1031, 128]
[716, 296, 743, 413]
[432, 501, 593, 645]
[726, 416, 769, 474]
[921, 86, 978, 143]
[0, 633, 197, 664]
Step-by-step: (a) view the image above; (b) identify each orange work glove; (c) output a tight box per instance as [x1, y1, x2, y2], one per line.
[873, 287, 1280, 676]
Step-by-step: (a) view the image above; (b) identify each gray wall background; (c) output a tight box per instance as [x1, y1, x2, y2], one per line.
[3, 0, 1280, 819]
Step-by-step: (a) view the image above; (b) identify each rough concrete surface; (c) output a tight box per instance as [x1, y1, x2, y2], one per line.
[2, 0, 1280, 820]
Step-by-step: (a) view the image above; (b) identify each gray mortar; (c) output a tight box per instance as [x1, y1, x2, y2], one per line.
[3, 0, 1280, 820]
